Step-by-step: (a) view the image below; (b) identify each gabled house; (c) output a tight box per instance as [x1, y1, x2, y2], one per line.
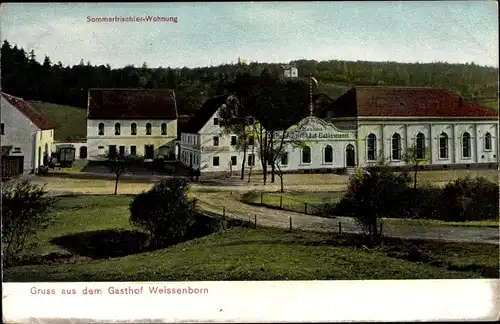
[1, 92, 55, 174]
[281, 64, 298, 78]
[179, 94, 262, 174]
[86, 88, 178, 161]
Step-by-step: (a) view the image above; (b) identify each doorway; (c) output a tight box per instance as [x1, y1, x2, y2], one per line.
[346, 144, 355, 167]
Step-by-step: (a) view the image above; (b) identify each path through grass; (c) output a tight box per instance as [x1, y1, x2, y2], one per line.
[4, 195, 497, 281]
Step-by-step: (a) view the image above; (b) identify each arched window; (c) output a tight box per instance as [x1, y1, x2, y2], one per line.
[146, 123, 152, 135]
[366, 134, 376, 161]
[324, 145, 333, 163]
[462, 132, 471, 158]
[484, 132, 492, 151]
[98, 123, 104, 135]
[302, 146, 311, 164]
[161, 123, 167, 135]
[416, 133, 425, 159]
[392, 133, 401, 160]
[115, 123, 121, 135]
[131, 123, 137, 135]
[439, 133, 448, 159]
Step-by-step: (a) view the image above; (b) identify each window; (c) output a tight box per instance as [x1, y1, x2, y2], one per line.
[439, 133, 448, 159]
[248, 136, 255, 145]
[115, 123, 121, 135]
[485, 132, 492, 151]
[79, 146, 87, 159]
[144, 145, 154, 159]
[391, 133, 401, 160]
[98, 123, 104, 135]
[213, 136, 219, 146]
[109, 145, 117, 158]
[98, 146, 104, 149]
[416, 133, 425, 159]
[231, 156, 237, 166]
[367, 134, 377, 161]
[1, 123, 4, 135]
[213, 118, 219, 125]
[302, 146, 311, 164]
[131, 123, 137, 135]
[231, 135, 237, 146]
[248, 154, 255, 166]
[324, 145, 333, 163]
[161, 123, 167, 135]
[130, 146, 136, 156]
[213, 156, 219, 166]
[281, 152, 288, 165]
[146, 123, 152, 135]
[462, 132, 471, 158]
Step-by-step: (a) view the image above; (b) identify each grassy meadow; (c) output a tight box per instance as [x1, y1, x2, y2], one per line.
[29, 101, 87, 141]
[3, 195, 498, 281]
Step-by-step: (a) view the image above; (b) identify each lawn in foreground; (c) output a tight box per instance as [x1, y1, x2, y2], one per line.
[29, 195, 134, 256]
[5, 227, 497, 282]
[5, 195, 497, 281]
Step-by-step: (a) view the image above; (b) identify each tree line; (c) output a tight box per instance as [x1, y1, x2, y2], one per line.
[1, 39, 497, 115]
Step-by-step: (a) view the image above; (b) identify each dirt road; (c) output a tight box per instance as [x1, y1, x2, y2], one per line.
[191, 188, 499, 245]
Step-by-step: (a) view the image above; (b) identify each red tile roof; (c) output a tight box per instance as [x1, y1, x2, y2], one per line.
[327, 87, 498, 118]
[88, 88, 178, 120]
[1, 92, 55, 130]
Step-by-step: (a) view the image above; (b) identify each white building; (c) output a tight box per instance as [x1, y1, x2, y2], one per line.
[281, 65, 298, 78]
[179, 95, 263, 175]
[1, 92, 55, 174]
[180, 87, 498, 175]
[86, 89, 178, 161]
[324, 87, 499, 169]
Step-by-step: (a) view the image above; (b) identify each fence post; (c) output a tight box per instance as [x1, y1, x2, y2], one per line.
[304, 203, 308, 214]
[379, 222, 383, 237]
[339, 221, 342, 235]
[260, 193, 263, 204]
[222, 206, 226, 219]
[289, 217, 292, 233]
[254, 214, 257, 229]
[280, 196, 283, 209]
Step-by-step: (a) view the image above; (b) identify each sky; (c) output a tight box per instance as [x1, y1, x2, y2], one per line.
[1, 1, 498, 69]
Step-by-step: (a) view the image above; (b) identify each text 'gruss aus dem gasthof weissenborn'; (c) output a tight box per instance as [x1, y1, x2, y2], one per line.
[87, 16, 178, 23]
[30, 285, 209, 295]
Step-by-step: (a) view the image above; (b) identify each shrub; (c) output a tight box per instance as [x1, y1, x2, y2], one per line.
[36, 165, 49, 176]
[343, 166, 409, 245]
[129, 177, 195, 248]
[440, 176, 499, 221]
[1, 180, 58, 267]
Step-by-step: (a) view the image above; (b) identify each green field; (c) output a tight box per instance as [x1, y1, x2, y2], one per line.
[29, 101, 87, 141]
[3, 195, 497, 281]
[476, 98, 499, 112]
[242, 191, 344, 215]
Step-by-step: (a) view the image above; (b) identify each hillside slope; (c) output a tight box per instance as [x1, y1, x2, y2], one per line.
[29, 101, 87, 141]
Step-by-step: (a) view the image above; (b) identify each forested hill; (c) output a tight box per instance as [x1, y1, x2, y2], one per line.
[1, 39, 498, 115]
